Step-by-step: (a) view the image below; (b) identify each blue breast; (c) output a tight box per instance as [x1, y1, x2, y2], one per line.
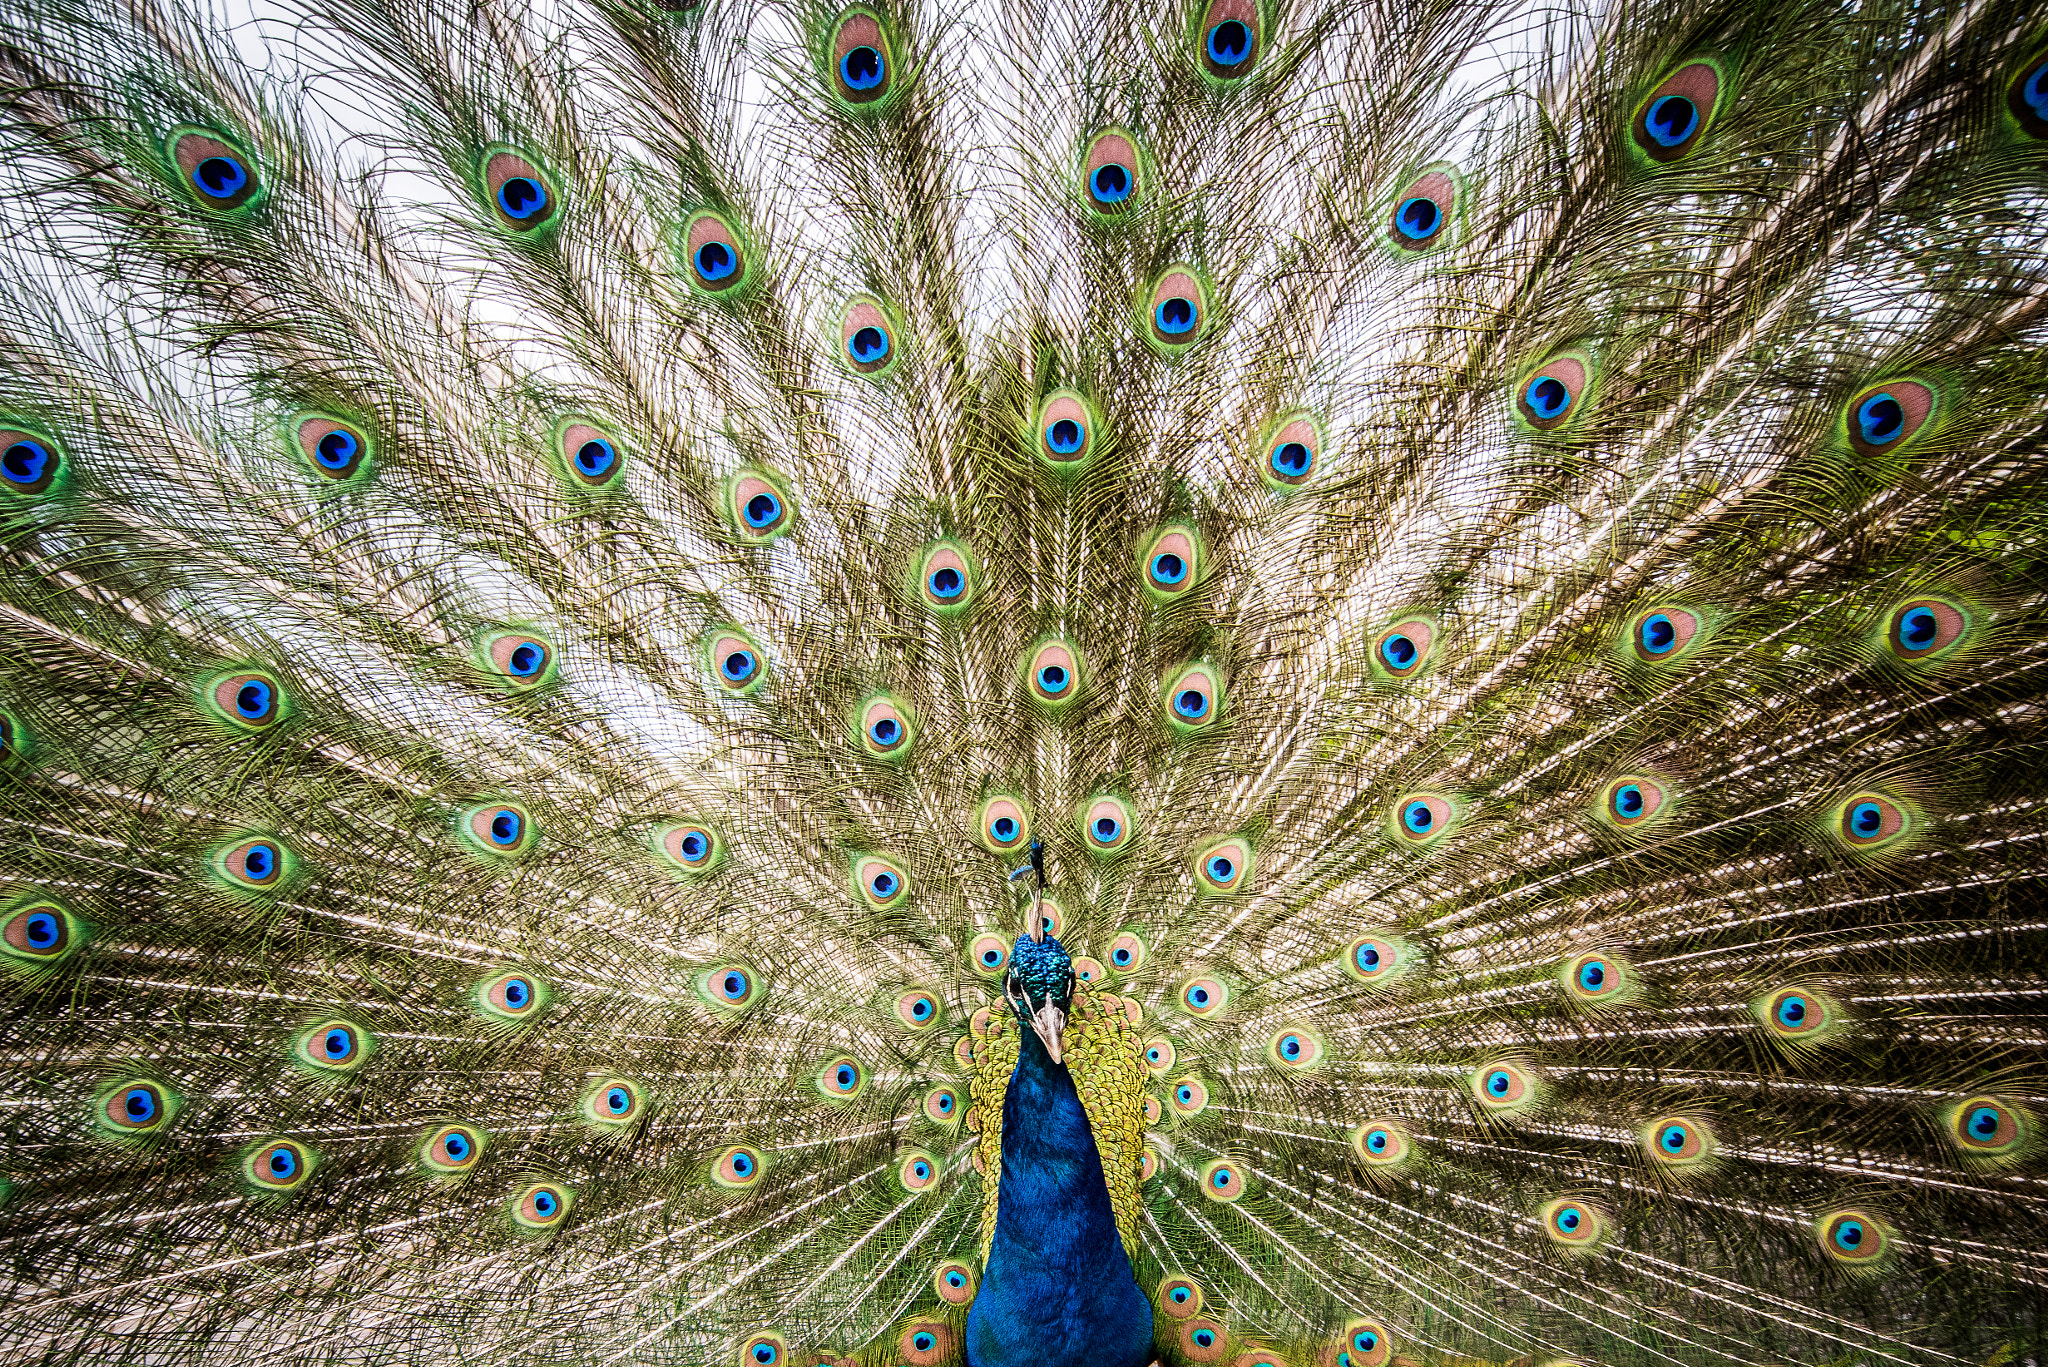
[965, 1027, 1155, 1367]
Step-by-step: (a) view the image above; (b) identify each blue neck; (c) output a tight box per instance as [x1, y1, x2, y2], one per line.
[964, 1026, 1154, 1367]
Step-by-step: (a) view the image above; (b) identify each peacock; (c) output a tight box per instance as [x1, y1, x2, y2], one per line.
[0, 0, 2042, 1359]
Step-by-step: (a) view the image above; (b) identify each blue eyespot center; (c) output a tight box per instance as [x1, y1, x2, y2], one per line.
[1834, 1219, 1863, 1249]
[507, 642, 543, 676]
[1279, 1035, 1301, 1059]
[991, 816, 1017, 841]
[236, 681, 271, 717]
[849, 325, 890, 363]
[490, 811, 521, 845]
[1366, 1129, 1388, 1152]
[1151, 551, 1187, 584]
[1857, 392, 1904, 445]
[1556, 1206, 1582, 1232]
[1354, 1331, 1379, 1352]
[1206, 855, 1235, 882]
[1097, 817, 1122, 843]
[1045, 418, 1084, 454]
[1037, 664, 1069, 693]
[911, 997, 932, 1019]
[1155, 296, 1197, 335]
[912, 1332, 935, 1352]
[1968, 1106, 2000, 1138]
[496, 175, 548, 220]
[928, 566, 962, 598]
[576, 439, 615, 475]
[1091, 162, 1132, 203]
[1171, 1287, 1190, 1303]
[533, 1189, 558, 1217]
[871, 870, 898, 898]
[1579, 961, 1606, 992]
[731, 1152, 753, 1175]
[443, 1132, 471, 1161]
[946, 1270, 965, 1287]
[871, 717, 901, 746]
[607, 1087, 630, 1114]
[24, 912, 58, 948]
[1380, 633, 1415, 668]
[722, 970, 747, 999]
[1776, 995, 1808, 1027]
[744, 492, 782, 528]
[722, 650, 756, 681]
[503, 978, 531, 1009]
[2026, 63, 2048, 117]
[836, 1064, 856, 1088]
[1178, 1085, 1194, 1103]
[937, 1092, 954, 1111]
[2, 439, 51, 485]
[1270, 440, 1311, 477]
[754, 1346, 776, 1365]
[1661, 1124, 1687, 1153]
[125, 1088, 157, 1121]
[1850, 801, 1883, 836]
[1193, 1328, 1216, 1348]
[682, 833, 709, 862]
[1176, 689, 1209, 719]
[1403, 801, 1434, 833]
[324, 1028, 352, 1060]
[1396, 195, 1440, 239]
[695, 241, 736, 282]
[194, 155, 249, 199]
[314, 430, 357, 470]
[1187, 987, 1210, 1007]
[981, 948, 1000, 965]
[841, 45, 884, 91]
[913, 1161, 930, 1179]
[1645, 94, 1699, 148]
[243, 844, 275, 880]
[1211, 1167, 1232, 1188]
[1205, 19, 1249, 66]
[1640, 613, 1676, 653]
[268, 1147, 296, 1178]
[1487, 1070, 1511, 1096]
[1901, 608, 1937, 646]
[1526, 375, 1571, 420]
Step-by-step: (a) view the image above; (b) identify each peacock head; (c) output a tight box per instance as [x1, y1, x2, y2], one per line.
[1004, 933, 1076, 1064]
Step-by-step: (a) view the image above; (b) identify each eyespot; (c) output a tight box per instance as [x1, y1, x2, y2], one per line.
[1844, 379, 1935, 458]
[1194, 837, 1253, 895]
[1816, 1209, 1889, 1266]
[933, 1261, 976, 1305]
[706, 630, 766, 694]
[1947, 1095, 2029, 1159]
[1081, 797, 1137, 854]
[1371, 617, 1435, 680]
[511, 1182, 573, 1230]
[829, 9, 893, 106]
[897, 1321, 953, 1367]
[1146, 267, 1208, 350]
[740, 1334, 787, 1367]
[0, 897, 83, 970]
[1351, 1117, 1413, 1169]
[1389, 166, 1458, 250]
[1141, 526, 1201, 601]
[1640, 1114, 1716, 1170]
[1516, 353, 1589, 430]
[893, 989, 942, 1030]
[852, 854, 909, 909]
[1470, 1060, 1539, 1114]
[0, 427, 63, 498]
[1337, 1319, 1393, 1367]
[657, 822, 725, 875]
[1179, 1318, 1228, 1364]
[242, 1137, 316, 1193]
[976, 795, 1030, 853]
[1540, 1197, 1606, 1248]
[1169, 1076, 1210, 1118]
[293, 1018, 372, 1074]
[1105, 929, 1148, 975]
[712, 1143, 764, 1188]
[1342, 930, 1414, 987]
[290, 413, 371, 483]
[816, 1055, 866, 1101]
[582, 1077, 644, 1129]
[2007, 48, 2048, 138]
[917, 541, 977, 612]
[461, 801, 535, 859]
[1628, 604, 1703, 663]
[1883, 596, 1970, 663]
[1266, 1026, 1325, 1070]
[728, 470, 795, 544]
[1261, 412, 1321, 489]
[556, 419, 624, 489]
[1197, 0, 1259, 79]
[854, 694, 915, 760]
[1024, 638, 1084, 704]
[97, 1078, 179, 1137]
[1163, 662, 1222, 732]
[923, 1087, 960, 1124]
[1082, 128, 1142, 215]
[1390, 793, 1456, 846]
[969, 933, 1009, 975]
[206, 669, 285, 729]
[1141, 1036, 1176, 1075]
[896, 1149, 939, 1192]
[682, 210, 749, 293]
[1631, 61, 1720, 163]
[1035, 390, 1095, 466]
[168, 128, 262, 211]
[1832, 791, 1911, 850]
[1757, 986, 1840, 1043]
[476, 970, 549, 1023]
[1180, 977, 1228, 1018]
[481, 149, 558, 231]
[419, 1123, 486, 1175]
[1157, 1277, 1204, 1318]
[1596, 774, 1670, 832]
[1561, 950, 1635, 1006]
[213, 836, 293, 892]
[841, 296, 899, 375]
[482, 629, 556, 688]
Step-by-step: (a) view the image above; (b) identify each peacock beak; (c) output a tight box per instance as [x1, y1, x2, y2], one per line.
[1029, 1001, 1067, 1064]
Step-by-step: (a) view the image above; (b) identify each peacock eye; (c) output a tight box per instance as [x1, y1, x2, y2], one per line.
[683, 210, 749, 292]
[841, 297, 899, 375]
[242, 1137, 316, 1193]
